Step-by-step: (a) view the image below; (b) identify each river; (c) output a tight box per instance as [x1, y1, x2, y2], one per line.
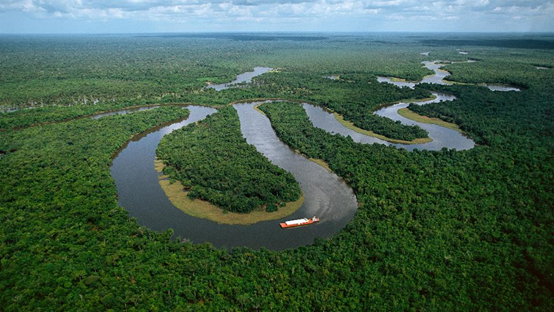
[207, 67, 273, 91]
[378, 60, 521, 92]
[111, 103, 357, 250]
[110, 61, 481, 250]
[303, 92, 474, 151]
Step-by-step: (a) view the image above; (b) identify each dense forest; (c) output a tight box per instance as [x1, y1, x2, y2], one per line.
[1, 33, 553, 310]
[260, 97, 553, 310]
[157, 106, 300, 213]
[0, 34, 436, 141]
[0, 102, 163, 130]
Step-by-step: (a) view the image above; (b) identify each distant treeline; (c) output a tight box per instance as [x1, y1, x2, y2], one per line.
[1, 34, 553, 311]
[421, 39, 554, 50]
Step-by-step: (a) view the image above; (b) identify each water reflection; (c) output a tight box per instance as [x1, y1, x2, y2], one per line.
[376, 77, 416, 89]
[484, 84, 521, 92]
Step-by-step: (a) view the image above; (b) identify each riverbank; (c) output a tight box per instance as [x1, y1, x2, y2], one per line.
[253, 103, 266, 116]
[333, 112, 432, 144]
[155, 160, 305, 225]
[309, 158, 332, 172]
[253, 102, 333, 171]
[397, 108, 462, 132]
[235, 96, 437, 145]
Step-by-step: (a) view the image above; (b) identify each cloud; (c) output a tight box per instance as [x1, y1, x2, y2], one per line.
[231, 0, 318, 6]
[0, 0, 553, 31]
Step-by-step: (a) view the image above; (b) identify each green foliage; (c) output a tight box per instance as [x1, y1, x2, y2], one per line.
[1, 107, 194, 311]
[0, 34, 436, 141]
[254, 71, 432, 140]
[1, 34, 553, 311]
[157, 106, 301, 213]
[0, 103, 162, 130]
[411, 83, 553, 148]
[260, 99, 553, 311]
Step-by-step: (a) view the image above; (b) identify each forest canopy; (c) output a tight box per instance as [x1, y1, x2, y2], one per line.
[157, 106, 301, 213]
[0, 33, 553, 311]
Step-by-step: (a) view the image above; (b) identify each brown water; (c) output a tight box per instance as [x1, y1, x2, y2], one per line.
[111, 103, 357, 250]
[109, 61, 484, 251]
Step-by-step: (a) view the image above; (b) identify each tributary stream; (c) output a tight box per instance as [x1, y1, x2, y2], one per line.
[109, 58, 494, 250]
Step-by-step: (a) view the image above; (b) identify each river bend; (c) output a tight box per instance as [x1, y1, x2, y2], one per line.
[111, 104, 357, 251]
[110, 61, 487, 250]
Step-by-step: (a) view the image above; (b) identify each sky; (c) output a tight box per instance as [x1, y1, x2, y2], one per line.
[0, 0, 553, 33]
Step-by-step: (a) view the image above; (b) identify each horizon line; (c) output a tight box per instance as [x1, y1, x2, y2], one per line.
[1, 31, 554, 35]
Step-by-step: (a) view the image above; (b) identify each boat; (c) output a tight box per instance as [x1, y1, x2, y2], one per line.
[280, 216, 320, 228]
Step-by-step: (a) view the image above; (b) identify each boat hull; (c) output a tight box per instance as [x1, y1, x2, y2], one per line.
[280, 218, 320, 228]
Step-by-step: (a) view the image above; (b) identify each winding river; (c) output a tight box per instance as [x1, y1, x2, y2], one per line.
[109, 58, 492, 250]
[110, 68, 358, 250]
[304, 92, 474, 151]
[378, 60, 521, 92]
[207, 67, 273, 91]
[111, 103, 357, 251]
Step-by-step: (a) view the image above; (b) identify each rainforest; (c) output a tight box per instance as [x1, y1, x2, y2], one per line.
[156, 106, 301, 214]
[1, 33, 553, 311]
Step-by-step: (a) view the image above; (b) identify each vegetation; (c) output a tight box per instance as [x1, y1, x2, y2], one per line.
[333, 110, 432, 144]
[0, 102, 165, 130]
[156, 106, 301, 213]
[157, 161, 305, 225]
[421, 38, 554, 50]
[0, 34, 436, 141]
[0, 35, 428, 107]
[397, 107, 462, 132]
[260, 98, 553, 311]
[1, 33, 553, 311]
[253, 71, 433, 140]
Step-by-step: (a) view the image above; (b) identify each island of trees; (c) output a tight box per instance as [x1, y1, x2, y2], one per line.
[0, 33, 552, 311]
[157, 106, 301, 214]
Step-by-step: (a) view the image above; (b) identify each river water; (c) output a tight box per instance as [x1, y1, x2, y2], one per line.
[110, 60, 481, 250]
[110, 66, 356, 250]
[207, 67, 273, 91]
[111, 103, 357, 250]
[378, 60, 521, 92]
[303, 92, 474, 151]
[91, 106, 159, 119]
